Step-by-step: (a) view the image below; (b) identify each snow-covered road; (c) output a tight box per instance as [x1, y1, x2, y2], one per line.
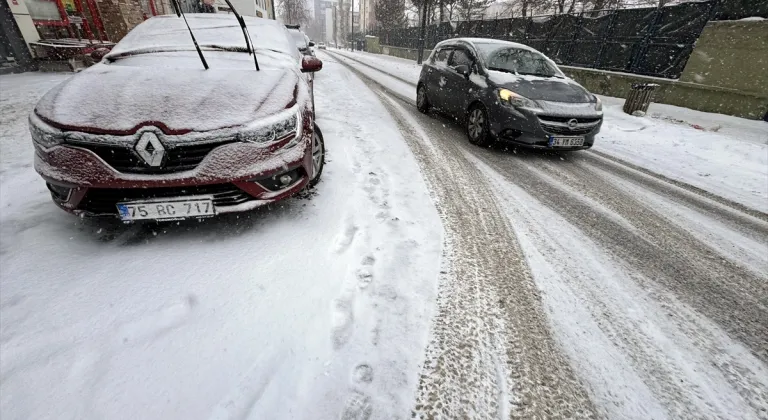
[0, 66, 442, 419]
[1, 50, 767, 420]
[322, 49, 768, 419]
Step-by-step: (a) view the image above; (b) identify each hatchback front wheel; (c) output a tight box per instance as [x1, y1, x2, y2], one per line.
[467, 104, 491, 146]
[417, 84, 431, 114]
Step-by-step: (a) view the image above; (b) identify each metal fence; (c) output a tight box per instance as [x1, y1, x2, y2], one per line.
[371, 1, 720, 79]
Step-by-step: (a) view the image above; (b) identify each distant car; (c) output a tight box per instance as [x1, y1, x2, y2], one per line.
[318, 42, 326, 50]
[417, 38, 603, 150]
[30, 14, 325, 221]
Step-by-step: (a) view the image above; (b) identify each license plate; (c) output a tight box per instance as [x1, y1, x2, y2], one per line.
[117, 197, 215, 221]
[548, 136, 585, 147]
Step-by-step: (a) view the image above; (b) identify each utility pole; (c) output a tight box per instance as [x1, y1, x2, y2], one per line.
[417, 0, 429, 64]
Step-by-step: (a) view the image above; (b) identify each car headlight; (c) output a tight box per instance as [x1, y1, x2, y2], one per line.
[29, 113, 63, 148]
[593, 95, 603, 111]
[498, 89, 540, 110]
[238, 113, 301, 145]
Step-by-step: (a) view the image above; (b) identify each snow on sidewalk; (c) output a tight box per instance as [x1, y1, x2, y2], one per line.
[0, 66, 442, 419]
[332, 49, 768, 213]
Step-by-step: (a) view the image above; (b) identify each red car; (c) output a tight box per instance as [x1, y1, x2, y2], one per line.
[29, 14, 325, 222]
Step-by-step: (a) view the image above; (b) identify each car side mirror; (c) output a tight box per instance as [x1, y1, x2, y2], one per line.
[301, 56, 322, 73]
[455, 64, 470, 79]
[308, 41, 315, 47]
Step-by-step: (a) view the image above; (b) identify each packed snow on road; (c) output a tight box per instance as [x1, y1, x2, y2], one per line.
[2, 47, 767, 420]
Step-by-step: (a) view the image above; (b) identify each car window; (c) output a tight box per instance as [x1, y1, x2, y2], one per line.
[449, 49, 473, 68]
[476, 44, 563, 77]
[432, 48, 451, 66]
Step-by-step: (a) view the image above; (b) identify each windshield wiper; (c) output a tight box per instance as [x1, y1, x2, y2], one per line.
[222, 0, 260, 71]
[170, 0, 208, 70]
[488, 67, 559, 78]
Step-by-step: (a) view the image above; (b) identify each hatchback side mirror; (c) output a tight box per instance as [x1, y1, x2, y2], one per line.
[308, 41, 315, 47]
[455, 64, 470, 79]
[302, 56, 323, 73]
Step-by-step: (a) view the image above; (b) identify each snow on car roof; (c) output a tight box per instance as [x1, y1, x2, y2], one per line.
[436, 37, 539, 54]
[107, 14, 295, 59]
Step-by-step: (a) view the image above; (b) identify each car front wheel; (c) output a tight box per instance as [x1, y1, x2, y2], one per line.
[417, 84, 431, 113]
[308, 124, 325, 188]
[467, 104, 491, 146]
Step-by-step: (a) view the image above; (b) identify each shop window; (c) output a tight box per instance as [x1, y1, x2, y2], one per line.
[24, 0, 63, 21]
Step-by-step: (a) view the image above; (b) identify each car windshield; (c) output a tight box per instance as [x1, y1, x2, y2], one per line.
[106, 15, 295, 60]
[476, 44, 563, 77]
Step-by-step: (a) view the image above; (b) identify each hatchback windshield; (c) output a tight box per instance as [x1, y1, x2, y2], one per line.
[476, 44, 563, 77]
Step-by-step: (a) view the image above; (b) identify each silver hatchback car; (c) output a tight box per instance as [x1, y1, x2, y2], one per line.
[417, 37, 603, 150]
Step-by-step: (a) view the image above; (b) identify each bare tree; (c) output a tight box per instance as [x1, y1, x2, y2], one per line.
[375, 0, 408, 28]
[279, 0, 311, 25]
[455, 0, 493, 20]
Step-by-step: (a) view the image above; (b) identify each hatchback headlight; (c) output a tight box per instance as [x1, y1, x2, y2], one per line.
[498, 89, 540, 110]
[238, 113, 300, 145]
[29, 114, 63, 148]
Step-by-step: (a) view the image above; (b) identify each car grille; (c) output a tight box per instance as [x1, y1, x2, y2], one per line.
[78, 184, 251, 215]
[538, 115, 602, 136]
[69, 140, 233, 174]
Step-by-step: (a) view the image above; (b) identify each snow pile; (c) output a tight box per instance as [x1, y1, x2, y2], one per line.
[596, 95, 768, 212]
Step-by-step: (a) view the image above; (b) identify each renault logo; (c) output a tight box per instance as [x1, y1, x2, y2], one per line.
[135, 132, 165, 167]
[567, 119, 579, 130]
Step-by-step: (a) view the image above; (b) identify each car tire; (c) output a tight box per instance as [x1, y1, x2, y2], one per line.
[467, 103, 492, 146]
[308, 124, 325, 188]
[416, 84, 431, 114]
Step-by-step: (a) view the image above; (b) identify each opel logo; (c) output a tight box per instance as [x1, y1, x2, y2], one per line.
[567, 119, 579, 130]
[135, 132, 165, 167]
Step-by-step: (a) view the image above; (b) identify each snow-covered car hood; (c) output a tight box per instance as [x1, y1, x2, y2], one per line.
[34, 63, 299, 134]
[487, 69, 592, 103]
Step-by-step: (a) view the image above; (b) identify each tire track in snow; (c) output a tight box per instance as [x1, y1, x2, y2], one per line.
[328, 48, 598, 418]
[509, 154, 768, 364]
[470, 156, 768, 418]
[374, 93, 599, 418]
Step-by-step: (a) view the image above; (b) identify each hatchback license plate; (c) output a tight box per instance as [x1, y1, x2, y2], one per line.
[548, 136, 585, 147]
[117, 197, 215, 221]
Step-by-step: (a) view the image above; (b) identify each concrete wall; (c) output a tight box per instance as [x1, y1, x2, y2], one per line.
[680, 20, 768, 96]
[560, 66, 767, 120]
[380, 45, 431, 61]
